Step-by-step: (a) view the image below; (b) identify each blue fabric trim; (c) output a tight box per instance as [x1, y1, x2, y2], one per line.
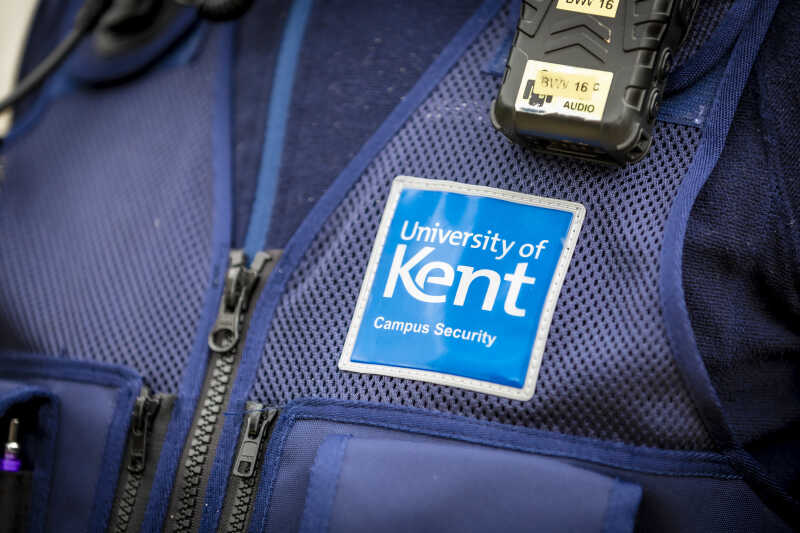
[667, 0, 756, 95]
[139, 23, 236, 533]
[200, 3, 313, 529]
[485, 31, 514, 77]
[659, 0, 800, 525]
[0, 351, 142, 390]
[0, 386, 59, 533]
[482, 0, 519, 76]
[297, 434, 350, 533]
[242, 0, 315, 260]
[0, 351, 142, 533]
[602, 480, 642, 533]
[242, 1, 506, 529]
[66, 9, 198, 83]
[657, 60, 724, 128]
[661, 0, 764, 468]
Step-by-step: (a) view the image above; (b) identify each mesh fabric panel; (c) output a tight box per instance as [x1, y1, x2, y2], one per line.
[252, 6, 712, 450]
[0, 30, 220, 393]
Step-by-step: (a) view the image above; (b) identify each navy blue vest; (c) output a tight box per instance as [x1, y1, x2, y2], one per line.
[0, 0, 797, 531]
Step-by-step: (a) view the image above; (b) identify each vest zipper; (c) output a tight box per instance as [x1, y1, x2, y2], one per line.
[166, 250, 277, 533]
[109, 390, 173, 533]
[219, 403, 279, 533]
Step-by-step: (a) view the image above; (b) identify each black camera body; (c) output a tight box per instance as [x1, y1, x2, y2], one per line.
[491, 0, 698, 165]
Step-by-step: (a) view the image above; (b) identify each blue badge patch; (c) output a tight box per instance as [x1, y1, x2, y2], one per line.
[339, 177, 584, 400]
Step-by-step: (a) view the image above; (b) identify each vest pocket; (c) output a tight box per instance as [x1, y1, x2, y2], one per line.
[298, 434, 642, 533]
[0, 351, 142, 533]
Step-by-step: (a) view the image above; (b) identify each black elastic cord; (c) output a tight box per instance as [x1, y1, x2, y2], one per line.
[0, 29, 83, 114]
[0, 0, 252, 116]
[0, 0, 110, 115]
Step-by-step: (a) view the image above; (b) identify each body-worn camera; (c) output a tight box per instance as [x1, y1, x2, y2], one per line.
[491, 0, 698, 165]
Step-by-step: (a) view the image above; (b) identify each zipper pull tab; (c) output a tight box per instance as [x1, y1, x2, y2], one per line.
[233, 407, 278, 478]
[129, 390, 161, 474]
[208, 251, 273, 353]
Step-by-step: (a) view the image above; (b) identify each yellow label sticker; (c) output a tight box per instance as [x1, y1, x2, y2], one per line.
[556, 0, 620, 18]
[534, 71, 597, 101]
[515, 60, 613, 122]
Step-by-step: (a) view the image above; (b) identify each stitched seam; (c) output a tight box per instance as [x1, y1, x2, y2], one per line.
[0, 351, 141, 388]
[253, 411, 299, 533]
[291, 398, 728, 461]
[292, 412, 738, 479]
[321, 435, 349, 533]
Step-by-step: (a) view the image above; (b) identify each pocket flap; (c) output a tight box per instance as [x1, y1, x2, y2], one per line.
[299, 435, 642, 533]
[0, 352, 141, 532]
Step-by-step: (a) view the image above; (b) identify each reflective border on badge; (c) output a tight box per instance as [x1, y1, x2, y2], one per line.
[338, 176, 585, 401]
